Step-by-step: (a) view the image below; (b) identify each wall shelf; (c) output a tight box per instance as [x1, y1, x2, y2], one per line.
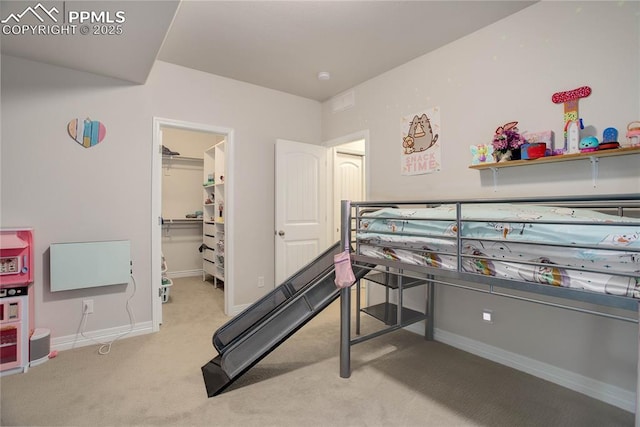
[469, 146, 640, 190]
[469, 146, 640, 170]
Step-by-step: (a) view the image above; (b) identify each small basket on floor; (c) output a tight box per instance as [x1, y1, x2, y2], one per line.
[161, 277, 173, 303]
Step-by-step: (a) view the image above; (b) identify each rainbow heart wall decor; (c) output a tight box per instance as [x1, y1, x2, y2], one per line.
[67, 118, 106, 148]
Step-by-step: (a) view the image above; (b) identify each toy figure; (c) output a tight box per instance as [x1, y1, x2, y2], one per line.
[579, 136, 599, 153]
[626, 121, 640, 147]
[599, 127, 619, 150]
[470, 144, 493, 164]
[552, 86, 591, 154]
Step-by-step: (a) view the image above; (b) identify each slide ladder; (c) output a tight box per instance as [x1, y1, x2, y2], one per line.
[202, 242, 371, 397]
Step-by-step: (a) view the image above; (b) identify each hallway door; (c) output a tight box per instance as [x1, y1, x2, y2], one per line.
[333, 150, 365, 243]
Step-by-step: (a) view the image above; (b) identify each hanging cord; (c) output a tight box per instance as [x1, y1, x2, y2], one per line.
[79, 275, 137, 355]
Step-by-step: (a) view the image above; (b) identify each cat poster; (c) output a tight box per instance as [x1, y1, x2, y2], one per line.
[401, 107, 441, 175]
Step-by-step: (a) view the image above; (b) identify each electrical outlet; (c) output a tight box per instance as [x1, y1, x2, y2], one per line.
[482, 309, 493, 323]
[257, 276, 264, 288]
[83, 299, 94, 314]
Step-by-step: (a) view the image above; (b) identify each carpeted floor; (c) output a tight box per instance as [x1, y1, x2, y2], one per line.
[0, 276, 634, 426]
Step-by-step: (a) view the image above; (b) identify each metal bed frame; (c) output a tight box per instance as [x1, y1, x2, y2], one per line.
[338, 194, 640, 425]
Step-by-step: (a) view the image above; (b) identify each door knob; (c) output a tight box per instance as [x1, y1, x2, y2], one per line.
[278, 230, 285, 237]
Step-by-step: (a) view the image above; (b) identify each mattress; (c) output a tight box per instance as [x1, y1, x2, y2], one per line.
[356, 204, 640, 298]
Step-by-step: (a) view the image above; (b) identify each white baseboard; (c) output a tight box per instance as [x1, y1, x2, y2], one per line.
[51, 321, 154, 352]
[430, 327, 635, 413]
[165, 269, 202, 279]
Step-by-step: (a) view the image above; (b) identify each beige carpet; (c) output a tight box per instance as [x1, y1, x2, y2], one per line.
[0, 276, 633, 426]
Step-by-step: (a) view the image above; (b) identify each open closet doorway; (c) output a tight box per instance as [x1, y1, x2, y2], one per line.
[152, 118, 235, 330]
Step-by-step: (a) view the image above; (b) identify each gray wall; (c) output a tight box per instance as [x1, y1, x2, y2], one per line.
[322, 1, 640, 407]
[1, 56, 321, 342]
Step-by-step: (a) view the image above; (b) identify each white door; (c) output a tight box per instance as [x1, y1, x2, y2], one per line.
[275, 139, 328, 285]
[333, 151, 365, 242]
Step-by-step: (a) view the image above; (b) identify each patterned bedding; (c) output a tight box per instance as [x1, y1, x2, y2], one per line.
[356, 204, 640, 298]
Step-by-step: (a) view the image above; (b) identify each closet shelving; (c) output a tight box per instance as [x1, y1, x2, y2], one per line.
[202, 141, 226, 288]
[162, 155, 203, 161]
[161, 217, 202, 236]
[162, 154, 203, 173]
[162, 152, 205, 237]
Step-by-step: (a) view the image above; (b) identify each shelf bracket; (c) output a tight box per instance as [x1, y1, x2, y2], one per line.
[490, 167, 499, 192]
[589, 156, 599, 188]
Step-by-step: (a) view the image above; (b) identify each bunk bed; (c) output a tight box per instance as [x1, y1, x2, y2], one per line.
[338, 194, 640, 423]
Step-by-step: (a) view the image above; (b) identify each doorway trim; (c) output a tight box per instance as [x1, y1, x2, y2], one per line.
[152, 117, 235, 331]
[323, 129, 370, 239]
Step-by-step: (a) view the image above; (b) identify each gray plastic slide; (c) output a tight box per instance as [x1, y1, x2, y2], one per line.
[202, 242, 371, 397]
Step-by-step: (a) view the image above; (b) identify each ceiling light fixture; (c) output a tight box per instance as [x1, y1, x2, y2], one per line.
[317, 71, 331, 81]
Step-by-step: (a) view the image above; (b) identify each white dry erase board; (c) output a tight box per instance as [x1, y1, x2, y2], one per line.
[50, 240, 131, 292]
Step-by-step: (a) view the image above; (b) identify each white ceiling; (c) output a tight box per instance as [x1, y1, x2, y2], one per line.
[1, 1, 536, 101]
[0, 1, 181, 83]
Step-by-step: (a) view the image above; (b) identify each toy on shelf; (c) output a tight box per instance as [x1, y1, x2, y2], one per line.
[491, 121, 526, 162]
[523, 130, 554, 147]
[599, 127, 620, 150]
[470, 144, 493, 165]
[522, 130, 555, 158]
[521, 142, 547, 159]
[626, 121, 640, 147]
[579, 136, 599, 153]
[552, 86, 591, 154]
